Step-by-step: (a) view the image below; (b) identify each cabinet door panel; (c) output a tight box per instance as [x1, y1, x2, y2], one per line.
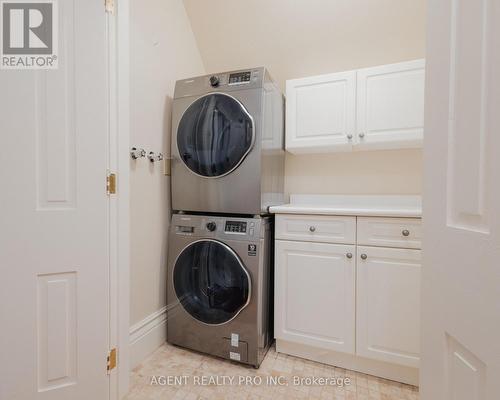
[275, 240, 355, 354]
[356, 59, 425, 150]
[286, 71, 356, 153]
[357, 246, 421, 367]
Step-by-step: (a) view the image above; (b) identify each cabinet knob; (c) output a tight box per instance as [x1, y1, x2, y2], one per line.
[402, 229, 410, 237]
[347, 134, 353, 140]
[346, 253, 353, 259]
[309, 226, 316, 232]
[359, 132, 365, 138]
[360, 253, 367, 260]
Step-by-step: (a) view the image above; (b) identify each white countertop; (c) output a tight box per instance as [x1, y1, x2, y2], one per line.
[269, 194, 422, 218]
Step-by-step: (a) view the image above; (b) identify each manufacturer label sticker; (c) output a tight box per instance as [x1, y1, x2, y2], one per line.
[231, 333, 239, 347]
[229, 352, 241, 361]
[248, 244, 257, 256]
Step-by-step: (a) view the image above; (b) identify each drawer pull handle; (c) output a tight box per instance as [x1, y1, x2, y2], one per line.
[402, 229, 410, 237]
[346, 253, 353, 259]
[309, 226, 316, 232]
[360, 254, 367, 260]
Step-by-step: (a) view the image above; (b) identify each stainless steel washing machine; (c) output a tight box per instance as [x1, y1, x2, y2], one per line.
[171, 67, 285, 215]
[166, 214, 273, 367]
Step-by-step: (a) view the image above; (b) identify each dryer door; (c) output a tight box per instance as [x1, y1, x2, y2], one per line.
[177, 93, 255, 178]
[173, 239, 251, 325]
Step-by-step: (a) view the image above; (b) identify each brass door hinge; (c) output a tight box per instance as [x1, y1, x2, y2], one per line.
[107, 348, 117, 373]
[107, 173, 117, 195]
[105, 0, 114, 14]
[164, 157, 171, 176]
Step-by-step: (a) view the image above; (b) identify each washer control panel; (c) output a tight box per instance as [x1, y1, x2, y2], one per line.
[172, 214, 265, 241]
[225, 221, 247, 233]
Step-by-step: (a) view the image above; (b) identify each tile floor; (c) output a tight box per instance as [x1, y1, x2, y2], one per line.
[125, 343, 419, 400]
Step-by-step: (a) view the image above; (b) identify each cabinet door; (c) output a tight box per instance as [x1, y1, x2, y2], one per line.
[286, 71, 356, 154]
[275, 240, 355, 354]
[357, 246, 421, 367]
[356, 59, 425, 150]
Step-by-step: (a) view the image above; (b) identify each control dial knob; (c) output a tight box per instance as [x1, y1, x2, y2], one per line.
[209, 75, 220, 87]
[206, 222, 217, 232]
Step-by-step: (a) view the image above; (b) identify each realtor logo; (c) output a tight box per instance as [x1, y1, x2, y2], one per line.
[1, 0, 58, 69]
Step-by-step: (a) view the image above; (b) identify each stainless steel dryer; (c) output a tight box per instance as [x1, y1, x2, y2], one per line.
[166, 214, 273, 367]
[171, 68, 285, 215]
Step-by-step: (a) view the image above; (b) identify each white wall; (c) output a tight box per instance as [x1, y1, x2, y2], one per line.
[183, 0, 425, 196]
[129, 0, 204, 345]
[285, 149, 422, 196]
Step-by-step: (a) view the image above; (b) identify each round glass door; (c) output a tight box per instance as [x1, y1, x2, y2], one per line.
[173, 240, 250, 325]
[177, 93, 254, 178]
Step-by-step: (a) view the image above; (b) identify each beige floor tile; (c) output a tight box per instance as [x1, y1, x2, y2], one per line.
[124, 343, 418, 400]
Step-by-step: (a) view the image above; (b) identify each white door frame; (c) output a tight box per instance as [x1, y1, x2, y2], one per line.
[106, 1, 130, 398]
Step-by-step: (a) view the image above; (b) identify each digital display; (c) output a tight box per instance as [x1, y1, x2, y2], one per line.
[177, 226, 194, 233]
[225, 221, 247, 233]
[228, 71, 251, 85]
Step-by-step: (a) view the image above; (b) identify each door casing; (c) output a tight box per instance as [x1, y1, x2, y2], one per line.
[107, 0, 130, 398]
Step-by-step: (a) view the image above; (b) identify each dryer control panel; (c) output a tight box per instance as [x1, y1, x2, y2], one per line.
[228, 71, 252, 85]
[173, 67, 268, 98]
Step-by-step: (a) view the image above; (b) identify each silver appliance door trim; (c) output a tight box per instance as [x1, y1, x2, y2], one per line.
[176, 92, 256, 179]
[172, 238, 252, 326]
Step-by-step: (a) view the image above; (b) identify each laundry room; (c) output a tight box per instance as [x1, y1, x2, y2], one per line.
[1, 0, 498, 400]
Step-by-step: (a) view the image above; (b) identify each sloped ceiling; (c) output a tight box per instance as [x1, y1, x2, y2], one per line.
[183, 0, 426, 91]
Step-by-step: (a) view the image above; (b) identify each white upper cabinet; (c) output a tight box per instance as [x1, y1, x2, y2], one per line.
[356, 59, 425, 150]
[286, 71, 356, 153]
[285, 60, 425, 153]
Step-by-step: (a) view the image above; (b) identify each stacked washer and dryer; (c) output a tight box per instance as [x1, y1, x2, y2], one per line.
[167, 68, 285, 367]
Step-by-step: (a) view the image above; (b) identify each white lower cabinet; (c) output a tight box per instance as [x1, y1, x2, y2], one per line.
[274, 214, 421, 383]
[356, 246, 421, 368]
[274, 240, 356, 354]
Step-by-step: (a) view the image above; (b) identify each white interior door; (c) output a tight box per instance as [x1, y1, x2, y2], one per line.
[0, 1, 110, 399]
[422, 0, 500, 399]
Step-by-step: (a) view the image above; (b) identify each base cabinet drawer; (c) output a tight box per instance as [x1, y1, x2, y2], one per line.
[356, 246, 421, 368]
[274, 240, 356, 354]
[357, 217, 422, 249]
[276, 214, 356, 244]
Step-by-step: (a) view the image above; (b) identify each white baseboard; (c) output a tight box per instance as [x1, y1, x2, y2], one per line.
[276, 339, 419, 386]
[129, 306, 167, 370]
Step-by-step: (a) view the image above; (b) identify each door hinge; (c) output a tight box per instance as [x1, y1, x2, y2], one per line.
[164, 157, 171, 176]
[107, 348, 117, 373]
[105, 0, 115, 14]
[107, 173, 117, 195]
